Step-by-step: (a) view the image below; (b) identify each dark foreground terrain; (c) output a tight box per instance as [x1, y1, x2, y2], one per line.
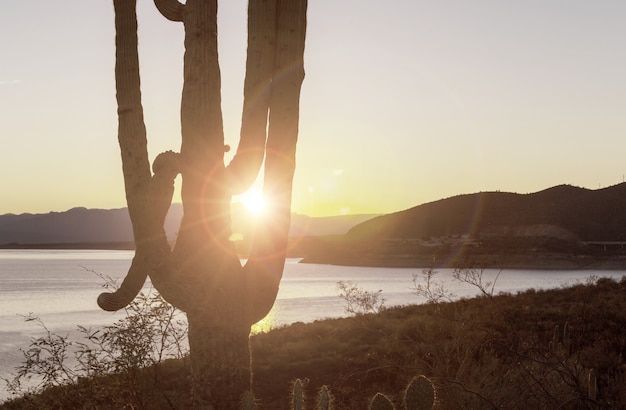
[3, 276, 626, 409]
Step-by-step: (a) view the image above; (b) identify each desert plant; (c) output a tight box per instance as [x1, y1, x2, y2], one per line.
[369, 392, 395, 410]
[5, 315, 76, 396]
[317, 385, 333, 410]
[241, 390, 257, 410]
[412, 268, 455, 305]
[291, 378, 307, 410]
[99, 0, 307, 405]
[403, 376, 435, 410]
[337, 280, 386, 315]
[4, 274, 187, 405]
[452, 267, 501, 298]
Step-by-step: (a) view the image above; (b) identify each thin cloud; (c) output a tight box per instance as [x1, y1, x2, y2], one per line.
[0, 80, 22, 85]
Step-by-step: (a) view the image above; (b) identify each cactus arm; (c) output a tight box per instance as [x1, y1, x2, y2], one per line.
[224, 0, 277, 195]
[97, 257, 148, 311]
[244, 0, 307, 324]
[98, 151, 179, 311]
[153, 0, 184, 22]
[99, 0, 176, 312]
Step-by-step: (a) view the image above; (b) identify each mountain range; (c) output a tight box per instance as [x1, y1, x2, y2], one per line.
[0, 203, 376, 247]
[4, 183, 626, 264]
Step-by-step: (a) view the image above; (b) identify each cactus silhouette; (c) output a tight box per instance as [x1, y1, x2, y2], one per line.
[102, 0, 307, 406]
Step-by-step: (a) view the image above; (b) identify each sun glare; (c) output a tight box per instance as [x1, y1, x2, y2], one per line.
[240, 190, 266, 215]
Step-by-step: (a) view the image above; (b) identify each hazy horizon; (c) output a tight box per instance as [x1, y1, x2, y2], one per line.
[3, 181, 624, 219]
[1, 1, 625, 217]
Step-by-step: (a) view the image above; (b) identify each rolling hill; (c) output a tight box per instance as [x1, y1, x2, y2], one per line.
[300, 184, 626, 269]
[346, 183, 626, 242]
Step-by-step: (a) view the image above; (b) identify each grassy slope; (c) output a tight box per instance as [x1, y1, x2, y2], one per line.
[3, 277, 626, 409]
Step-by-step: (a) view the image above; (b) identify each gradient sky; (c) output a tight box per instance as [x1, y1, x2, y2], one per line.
[1, 1, 625, 217]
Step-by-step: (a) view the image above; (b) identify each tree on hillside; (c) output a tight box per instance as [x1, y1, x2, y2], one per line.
[98, 0, 306, 405]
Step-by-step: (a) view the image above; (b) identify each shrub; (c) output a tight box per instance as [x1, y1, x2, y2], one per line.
[3, 273, 188, 407]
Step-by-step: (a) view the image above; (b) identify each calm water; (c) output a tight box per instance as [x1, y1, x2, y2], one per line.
[1, 249, 625, 400]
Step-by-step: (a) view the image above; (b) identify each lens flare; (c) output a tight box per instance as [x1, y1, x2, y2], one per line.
[240, 189, 266, 215]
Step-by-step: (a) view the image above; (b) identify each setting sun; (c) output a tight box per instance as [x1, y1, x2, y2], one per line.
[240, 189, 266, 215]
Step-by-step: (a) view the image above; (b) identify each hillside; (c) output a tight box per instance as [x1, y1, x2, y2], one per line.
[347, 183, 626, 241]
[4, 277, 626, 408]
[301, 184, 626, 269]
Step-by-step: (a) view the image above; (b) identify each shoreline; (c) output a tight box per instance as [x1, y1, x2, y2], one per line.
[3, 242, 626, 271]
[0, 242, 135, 250]
[299, 253, 626, 271]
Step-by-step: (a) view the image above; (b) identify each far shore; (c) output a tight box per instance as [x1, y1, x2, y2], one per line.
[299, 253, 626, 271]
[0, 242, 136, 250]
[3, 242, 626, 271]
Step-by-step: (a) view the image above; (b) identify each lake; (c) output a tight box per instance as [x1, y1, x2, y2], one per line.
[1, 249, 625, 401]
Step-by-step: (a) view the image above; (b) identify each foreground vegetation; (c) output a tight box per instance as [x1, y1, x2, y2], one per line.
[3, 272, 626, 409]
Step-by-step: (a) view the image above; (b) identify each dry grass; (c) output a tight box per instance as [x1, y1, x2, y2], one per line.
[3, 276, 626, 409]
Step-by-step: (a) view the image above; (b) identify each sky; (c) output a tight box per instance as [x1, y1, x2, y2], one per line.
[1, 1, 625, 217]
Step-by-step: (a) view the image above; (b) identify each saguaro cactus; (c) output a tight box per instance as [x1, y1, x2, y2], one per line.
[100, 0, 307, 405]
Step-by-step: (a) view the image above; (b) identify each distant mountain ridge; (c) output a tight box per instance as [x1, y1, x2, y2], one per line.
[347, 183, 626, 242]
[5, 183, 626, 250]
[0, 204, 377, 246]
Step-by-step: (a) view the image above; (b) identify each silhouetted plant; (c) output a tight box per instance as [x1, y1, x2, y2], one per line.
[412, 268, 455, 305]
[452, 267, 501, 298]
[4, 315, 76, 396]
[369, 392, 395, 410]
[337, 280, 386, 315]
[4, 273, 187, 405]
[104, 0, 308, 404]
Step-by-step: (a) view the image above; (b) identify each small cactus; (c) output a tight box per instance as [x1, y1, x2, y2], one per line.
[549, 323, 571, 355]
[369, 393, 395, 410]
[403, 375, 435, 410]
[317, 385, 333, 410]
[279, 375, 435, 410]
[291, 378, 306, 410]
[241, 390, 257, 410]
